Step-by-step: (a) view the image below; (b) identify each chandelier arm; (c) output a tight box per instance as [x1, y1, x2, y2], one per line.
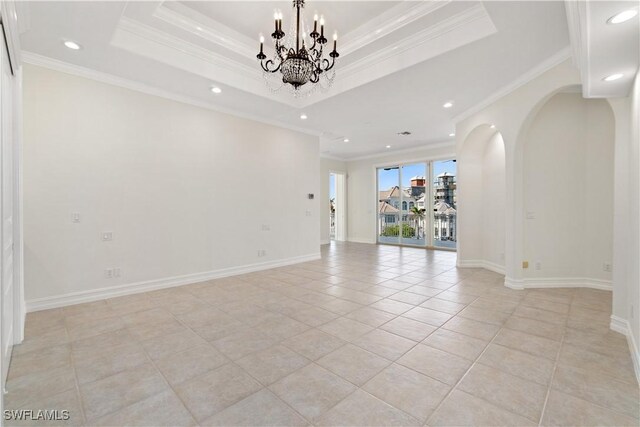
[322, 57, 336, 72]
[260, 59, 282, 73]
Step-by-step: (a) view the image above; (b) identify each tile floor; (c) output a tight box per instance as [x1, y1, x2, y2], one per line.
[5, 242, 639, 426]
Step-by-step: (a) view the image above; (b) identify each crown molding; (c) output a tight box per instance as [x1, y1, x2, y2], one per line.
[340, 3, 493, 81]
[1, 1, 22, 74]
[295, 3, 496, 108]
[112, 16, 307, 109]
[114, 2, 496, 110]
[343, 140, 456, 162]
[564, 0, 590, 96]
[22, 51, 321, 138]
[153, 2, 257, 60]
[452, 46, 573, 124]
[339, 0, 451, 56]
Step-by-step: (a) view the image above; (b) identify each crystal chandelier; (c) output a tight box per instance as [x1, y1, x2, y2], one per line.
[257, 0, 339, 96]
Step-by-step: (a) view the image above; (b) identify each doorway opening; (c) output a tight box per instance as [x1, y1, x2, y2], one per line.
[377, 159, 456, 250]
[330, 172, 346, 241]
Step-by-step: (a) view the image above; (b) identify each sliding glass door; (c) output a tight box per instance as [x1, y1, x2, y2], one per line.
[433, 159, 457, 249]
[377, 159, 457, 250]
[377, 167, 400, 244]
[400, 163, 427, 246]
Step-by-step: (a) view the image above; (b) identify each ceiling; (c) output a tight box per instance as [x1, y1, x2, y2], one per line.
[18, 1, 575, 160]
[566, 0, 639, 98]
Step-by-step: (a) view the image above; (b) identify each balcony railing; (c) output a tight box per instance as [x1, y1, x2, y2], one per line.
[378, 212, 456, 248]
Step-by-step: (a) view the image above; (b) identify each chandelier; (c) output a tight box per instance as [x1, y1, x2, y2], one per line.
[257, 0, 339, 95]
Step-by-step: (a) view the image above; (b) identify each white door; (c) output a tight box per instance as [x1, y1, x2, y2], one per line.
[0, 27, 14, 389]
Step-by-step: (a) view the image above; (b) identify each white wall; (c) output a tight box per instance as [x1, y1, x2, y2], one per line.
[629, 70, 640, 373]
[23, 64, 320, 308]
[611, 70, 640, 378]
[457, 127, 505, 272]
[523, 93, 614, 282]
[456, 59, 582, 287]
[346, 145, 455, 244]
[320, 157, 346, 244]
[481, 133, 506, 269]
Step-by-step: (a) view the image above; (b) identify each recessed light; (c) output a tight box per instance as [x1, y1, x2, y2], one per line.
[449, 133, 455, 137]
[300, 114, 308, 120]
[490, 124, 496, 129]
[386, 145, 391, 149]
[63, 40, 81, 50]
[443, 102, 453, 109]
[196, 26, 203, 31]
[343, 138, 350, 143]
[608, 9, 638, 24]
[603, 73, 624, 82]
[210, 86, 222, 94]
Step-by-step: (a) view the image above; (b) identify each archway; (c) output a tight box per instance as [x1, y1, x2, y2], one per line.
[457, 124, 506, 274]
[514, 90, 615, 288]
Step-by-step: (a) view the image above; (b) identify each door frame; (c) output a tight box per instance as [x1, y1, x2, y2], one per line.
[0, 0, 24, 397]
[329, 170, 347, 242]
[373, 152, 456, 250]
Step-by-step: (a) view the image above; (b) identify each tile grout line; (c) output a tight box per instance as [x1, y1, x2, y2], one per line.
[64, 317, 89, 426]
[537, 291, 572, 427]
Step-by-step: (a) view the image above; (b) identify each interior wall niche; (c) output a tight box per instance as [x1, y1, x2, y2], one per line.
[522, 92, 614, 282]
[458, 125, 506, 272]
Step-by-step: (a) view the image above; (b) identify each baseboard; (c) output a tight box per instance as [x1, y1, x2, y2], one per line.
[610, 315, 640, 385]
[503, 276, 612, 291]
[26, 253, 321, 312]
[347, 237, 377, 244]
[457, 259, 505, 275]
[320, 239, 330, 245]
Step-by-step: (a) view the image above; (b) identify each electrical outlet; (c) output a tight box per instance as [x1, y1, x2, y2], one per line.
[603, 263, 612, 272]
[535, 261, 541, 270]
[257, 250, 267, 257]
[104, 268, 114, 279]
[102, 232, 113, 241]
[261, 224, 270, 231]
[114, 268, 121, 278]
[71, 213, 81, 223]
[305, 210, 312, 217]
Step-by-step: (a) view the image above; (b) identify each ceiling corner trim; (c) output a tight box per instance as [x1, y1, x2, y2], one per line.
[21, 51, 321, 139]
[152, 3, 257, 60]
[564, 0, 590, 96]
[345, 140, 456, 163]
[452, 46, 573, 124]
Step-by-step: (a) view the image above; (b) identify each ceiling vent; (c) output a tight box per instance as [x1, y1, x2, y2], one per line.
[397, 131, 412, 136]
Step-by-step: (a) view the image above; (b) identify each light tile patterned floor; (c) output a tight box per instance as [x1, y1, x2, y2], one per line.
[5, 242, 639, 426]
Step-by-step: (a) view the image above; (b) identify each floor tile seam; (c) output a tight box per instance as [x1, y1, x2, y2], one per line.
[547, 295, 640, 421]
[221, 358, 317, 427]
[63, 320, 88, 426]
[424, 315, 536, 426]
[132, 333, 208, 426]
[264, 359, 357, 426]
[310, 383, 422, 427]
[537, 291, 572, 426]
[6, 326, 76, 403]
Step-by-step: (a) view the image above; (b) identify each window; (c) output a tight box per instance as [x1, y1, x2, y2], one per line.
[402, 201, 407, 210]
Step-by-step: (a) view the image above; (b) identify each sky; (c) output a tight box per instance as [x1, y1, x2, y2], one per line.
[329, 159, 456, 199]
[377, 160, 456, 192]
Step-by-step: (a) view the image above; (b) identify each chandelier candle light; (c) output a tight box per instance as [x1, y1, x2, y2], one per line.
[257, 0, 339, 93]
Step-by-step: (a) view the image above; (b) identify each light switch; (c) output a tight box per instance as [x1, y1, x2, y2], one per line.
[102, 232, 113, 241]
